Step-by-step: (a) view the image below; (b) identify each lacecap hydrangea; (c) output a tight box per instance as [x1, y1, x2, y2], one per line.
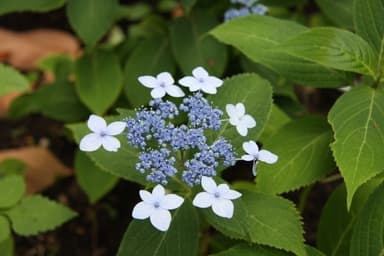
[79, 66, 278, 232]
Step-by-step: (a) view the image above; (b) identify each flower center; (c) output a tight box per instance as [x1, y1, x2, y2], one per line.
[198, 77, 205, 83]
[159, 82, 166, 88]
[214, 191, 221, 198]
[153, 201, 161, 208]
[99, 131, 107, 137]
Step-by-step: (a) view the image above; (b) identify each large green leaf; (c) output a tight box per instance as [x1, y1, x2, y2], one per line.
[124, 36, 176, 107]
[75, 151, 119, 203]
[6, 195, 76, 236]
[256, 116, 335, 194]
[277, 28, 377, 77]
[354, 0, 384, 54]
[211, 16, 351, 87]
[67, 0, 118, 46]
[0, 236, 13, 256]
[317, 172, 384, 255]
[0, 0, 65, 15]
[350, 183, 384, 256]
[203, 191, 306, 256]
[117, 201, 199, 256]
[0, 215, 10, 243]
[209, 74, 273, 153]
[75, 49, 123, 115]
[328, 86, 384, 207]
[9, 81, 89, 122]
[0, 64, 29, 97]
[169, 11, 227, 76]
[67, 115, 146, 185]
[315, 0, 353, 28]
[0, 175, 25, 209]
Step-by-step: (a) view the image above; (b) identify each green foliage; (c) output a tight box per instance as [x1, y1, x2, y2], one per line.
[75, 151, 119, 203]
[0, 64, 29, 97]
[6, 195, 76, 236]
[0, 175, 25, 209]
[315, 0, 353, 28]
[0, 0, 65, 15]
[0, 159, 26, 177]
[328, 86, 384, 207]
[0, 215, 10, 243]
[209, 74, 273, 153]
[117, 202, 199, 256]
[67, 0, 118, 46]
[203, 191, 306, 256]
[75, 49, 123, 115]
[181, 0, 197, 13]
[211, 16, 351, 87]
[169, 11, 227, 76]
[0, 236, 13, 256]
[256, 116, 335, 194]
[259, 104, 291, 141]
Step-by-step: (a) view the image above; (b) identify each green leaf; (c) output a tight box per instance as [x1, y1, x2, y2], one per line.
[259, 104, 291, 142]
[67, 0, 118, 46]
[256, 116, 335, 194]
[0, 0, 65, 15]
[9, 81, 89, 122]
[0, 236, 13, 256]
[317, 177, 383, 256]
[0, 215, 10, 243]
[0, 64, 29, 97]
[350, 183, 384, 256]
[6, 195, 76, 236]
[117, 201, 199, 256]
[203, 191, 306, 256]
[67, 115, 146, 185]
[276, 27, 378, 77]
[0, 159, 26, 178]
[181, 0, 197, 12]
[315, 0, 353, 28]
[209, 74, 273, 153]
[169, 11, 227, 76]
[75, 49, 123, 115]
[123, 36, 176, 107]
[0, 175, 25, 209]
[211, 15, 351, 87]
[328, 86, 384, 207]
[75, 151, 119, 203]
[354, 0, 384, 54]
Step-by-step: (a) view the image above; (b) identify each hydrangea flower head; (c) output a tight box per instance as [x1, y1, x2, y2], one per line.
[226, 103, 256, 136]
[193, 176, 242, 218]
[80, 115, 126, 152]
[179, 67, 223, 94]
[138, 72, 185, 99]
[132, 185, 184, 231]
[225, 0, 268, 21]
[241, 140, 278, 175]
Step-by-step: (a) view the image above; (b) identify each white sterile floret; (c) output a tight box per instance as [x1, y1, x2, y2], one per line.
[132, 185, 184, 232]
[138, 72, 185, 99]
[178, 66, 223, 94]
[193, 176, 241, 218]
[241, 140, 278, 176]
[225, 103, 256, 136]
[79, 115, 126, 152]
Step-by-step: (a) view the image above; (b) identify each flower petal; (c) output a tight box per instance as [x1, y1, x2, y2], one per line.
[179, 76, 200, 90]
[241, 154, 255, 161]
[201, 176, 217, 193]
[212, 199, 234, 218]
[236, 124, 248, 136]
[222, 189, 242, 200]
[259, 150, 278, 164]
[252, 161, 258, 176]
[165, 85, 185, 97]
[241, 115, 256, 128]
[242, 141, 259, 155]
[161, 194, 184, 210]
[152, 184, 165, 198]
[79, 133, 102, 152]
[151, 87, 166, 99]
[150, 209, 171, 232]
[157, 72, 174, 85]
[235, 103, 245, 116]
[206, 76, 223, 88]
[132, 202, 154, 219]
[201, 83, 217, 94]
[226, 104, 237, 118]
[138, 75, 158, 88]
[87, 115, 107, 133]
[106, 121, 126, 135]
[139, 190, 154, 203]
[192, 192, 214, 208]
[192, 66, 208, 78]
[217, 184, 230, 195]
[101, 136, 121, 152]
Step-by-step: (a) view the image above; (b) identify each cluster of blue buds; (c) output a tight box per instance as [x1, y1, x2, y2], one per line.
[126, 93, 236, 186]
[224, 0, 268, 21]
